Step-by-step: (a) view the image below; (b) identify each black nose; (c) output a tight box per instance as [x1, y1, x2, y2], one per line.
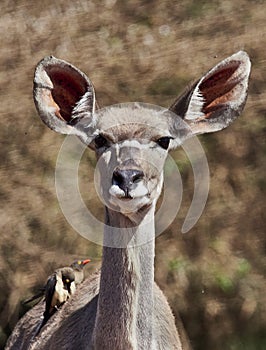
[112, 169, 144, 196]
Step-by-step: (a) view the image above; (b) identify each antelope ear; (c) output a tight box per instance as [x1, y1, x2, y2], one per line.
[169, 51, 251, 137]
[33, 56, 96, 143]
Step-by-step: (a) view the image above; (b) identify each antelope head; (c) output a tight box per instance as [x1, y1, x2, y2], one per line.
[33, 52, 250, 220]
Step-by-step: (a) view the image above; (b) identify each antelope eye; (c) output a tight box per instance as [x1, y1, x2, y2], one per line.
[156, 137, 172, 150]
[94, 135, 108, 149]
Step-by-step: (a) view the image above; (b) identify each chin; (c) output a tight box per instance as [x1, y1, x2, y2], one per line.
[109, 195, 151, 214]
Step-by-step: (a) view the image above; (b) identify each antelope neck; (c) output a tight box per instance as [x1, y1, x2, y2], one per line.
[93, 205, 156, 349]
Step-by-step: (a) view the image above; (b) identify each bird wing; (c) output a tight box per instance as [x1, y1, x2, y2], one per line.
[44, 273, 57, 315]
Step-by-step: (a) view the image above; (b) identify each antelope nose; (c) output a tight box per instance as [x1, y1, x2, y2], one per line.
[112, 169, 144, 196]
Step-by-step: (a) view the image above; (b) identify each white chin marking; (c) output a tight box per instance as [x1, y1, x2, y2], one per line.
[109, 184, 148, 199]
[109, 185, 150, 213]
[111, 197, 150, 214]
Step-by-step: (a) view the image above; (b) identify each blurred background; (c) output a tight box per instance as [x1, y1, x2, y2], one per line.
[0, 0, 265, 349]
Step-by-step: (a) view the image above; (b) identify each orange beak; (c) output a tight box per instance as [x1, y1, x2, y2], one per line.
[82, 259, 91, 265]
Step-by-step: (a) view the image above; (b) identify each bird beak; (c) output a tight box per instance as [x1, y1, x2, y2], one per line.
[82, 259, 91, 265]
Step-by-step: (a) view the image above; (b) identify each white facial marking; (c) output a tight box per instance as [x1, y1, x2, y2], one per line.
[129, 183, 148, 198]
[115, 143, 121, 162]
[119, 140, 143, 149]
[109, 182, 148, 199]
[102, 150, 111, 165]
[109, 185, 125, 198]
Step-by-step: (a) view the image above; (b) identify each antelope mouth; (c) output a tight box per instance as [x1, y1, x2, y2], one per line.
[108, 184, 150, 212]
[109, 184, 149, 200]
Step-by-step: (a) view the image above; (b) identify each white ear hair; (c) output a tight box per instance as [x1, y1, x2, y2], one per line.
[33, 56, 97, 144]
[169, 51, 251, 141]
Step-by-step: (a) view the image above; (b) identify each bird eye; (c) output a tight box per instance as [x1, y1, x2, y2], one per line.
[94, 135, 108, 149]
[78, 260, 81, 265]
[156, 137, 172, 150]
[65, 278, 70, 283]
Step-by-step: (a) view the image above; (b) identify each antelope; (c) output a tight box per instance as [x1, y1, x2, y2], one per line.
[5, 51, 251, 350]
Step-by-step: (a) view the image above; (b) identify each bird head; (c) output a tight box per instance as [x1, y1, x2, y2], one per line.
[70, 259, 91, 271]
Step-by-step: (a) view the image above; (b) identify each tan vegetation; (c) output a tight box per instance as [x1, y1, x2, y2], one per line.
[0, 0, 265, 348]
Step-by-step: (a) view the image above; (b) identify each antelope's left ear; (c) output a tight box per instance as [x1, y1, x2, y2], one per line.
[33, 56, 97, 145]
[169, 51, 251, 139]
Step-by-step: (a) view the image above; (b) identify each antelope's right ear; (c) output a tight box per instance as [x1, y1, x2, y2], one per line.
[33, 56, 96, 143]
[169, 51, 251, 139]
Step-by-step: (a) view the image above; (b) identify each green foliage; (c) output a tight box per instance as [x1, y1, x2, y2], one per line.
[214, 273, 235, 293]
[168, 258, 188, 272]
[236, 258, 251, 279]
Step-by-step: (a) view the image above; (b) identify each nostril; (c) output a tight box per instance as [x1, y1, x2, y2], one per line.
[132, 171, 144, 183]
[112, 170, 124, 186]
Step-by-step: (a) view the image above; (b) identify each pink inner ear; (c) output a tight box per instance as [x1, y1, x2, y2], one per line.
[199, 62, 241, 117]
[45, 66, 88, 122]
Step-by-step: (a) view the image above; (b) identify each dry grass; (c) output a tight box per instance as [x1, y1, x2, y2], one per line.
[0, 0, 265, 348]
